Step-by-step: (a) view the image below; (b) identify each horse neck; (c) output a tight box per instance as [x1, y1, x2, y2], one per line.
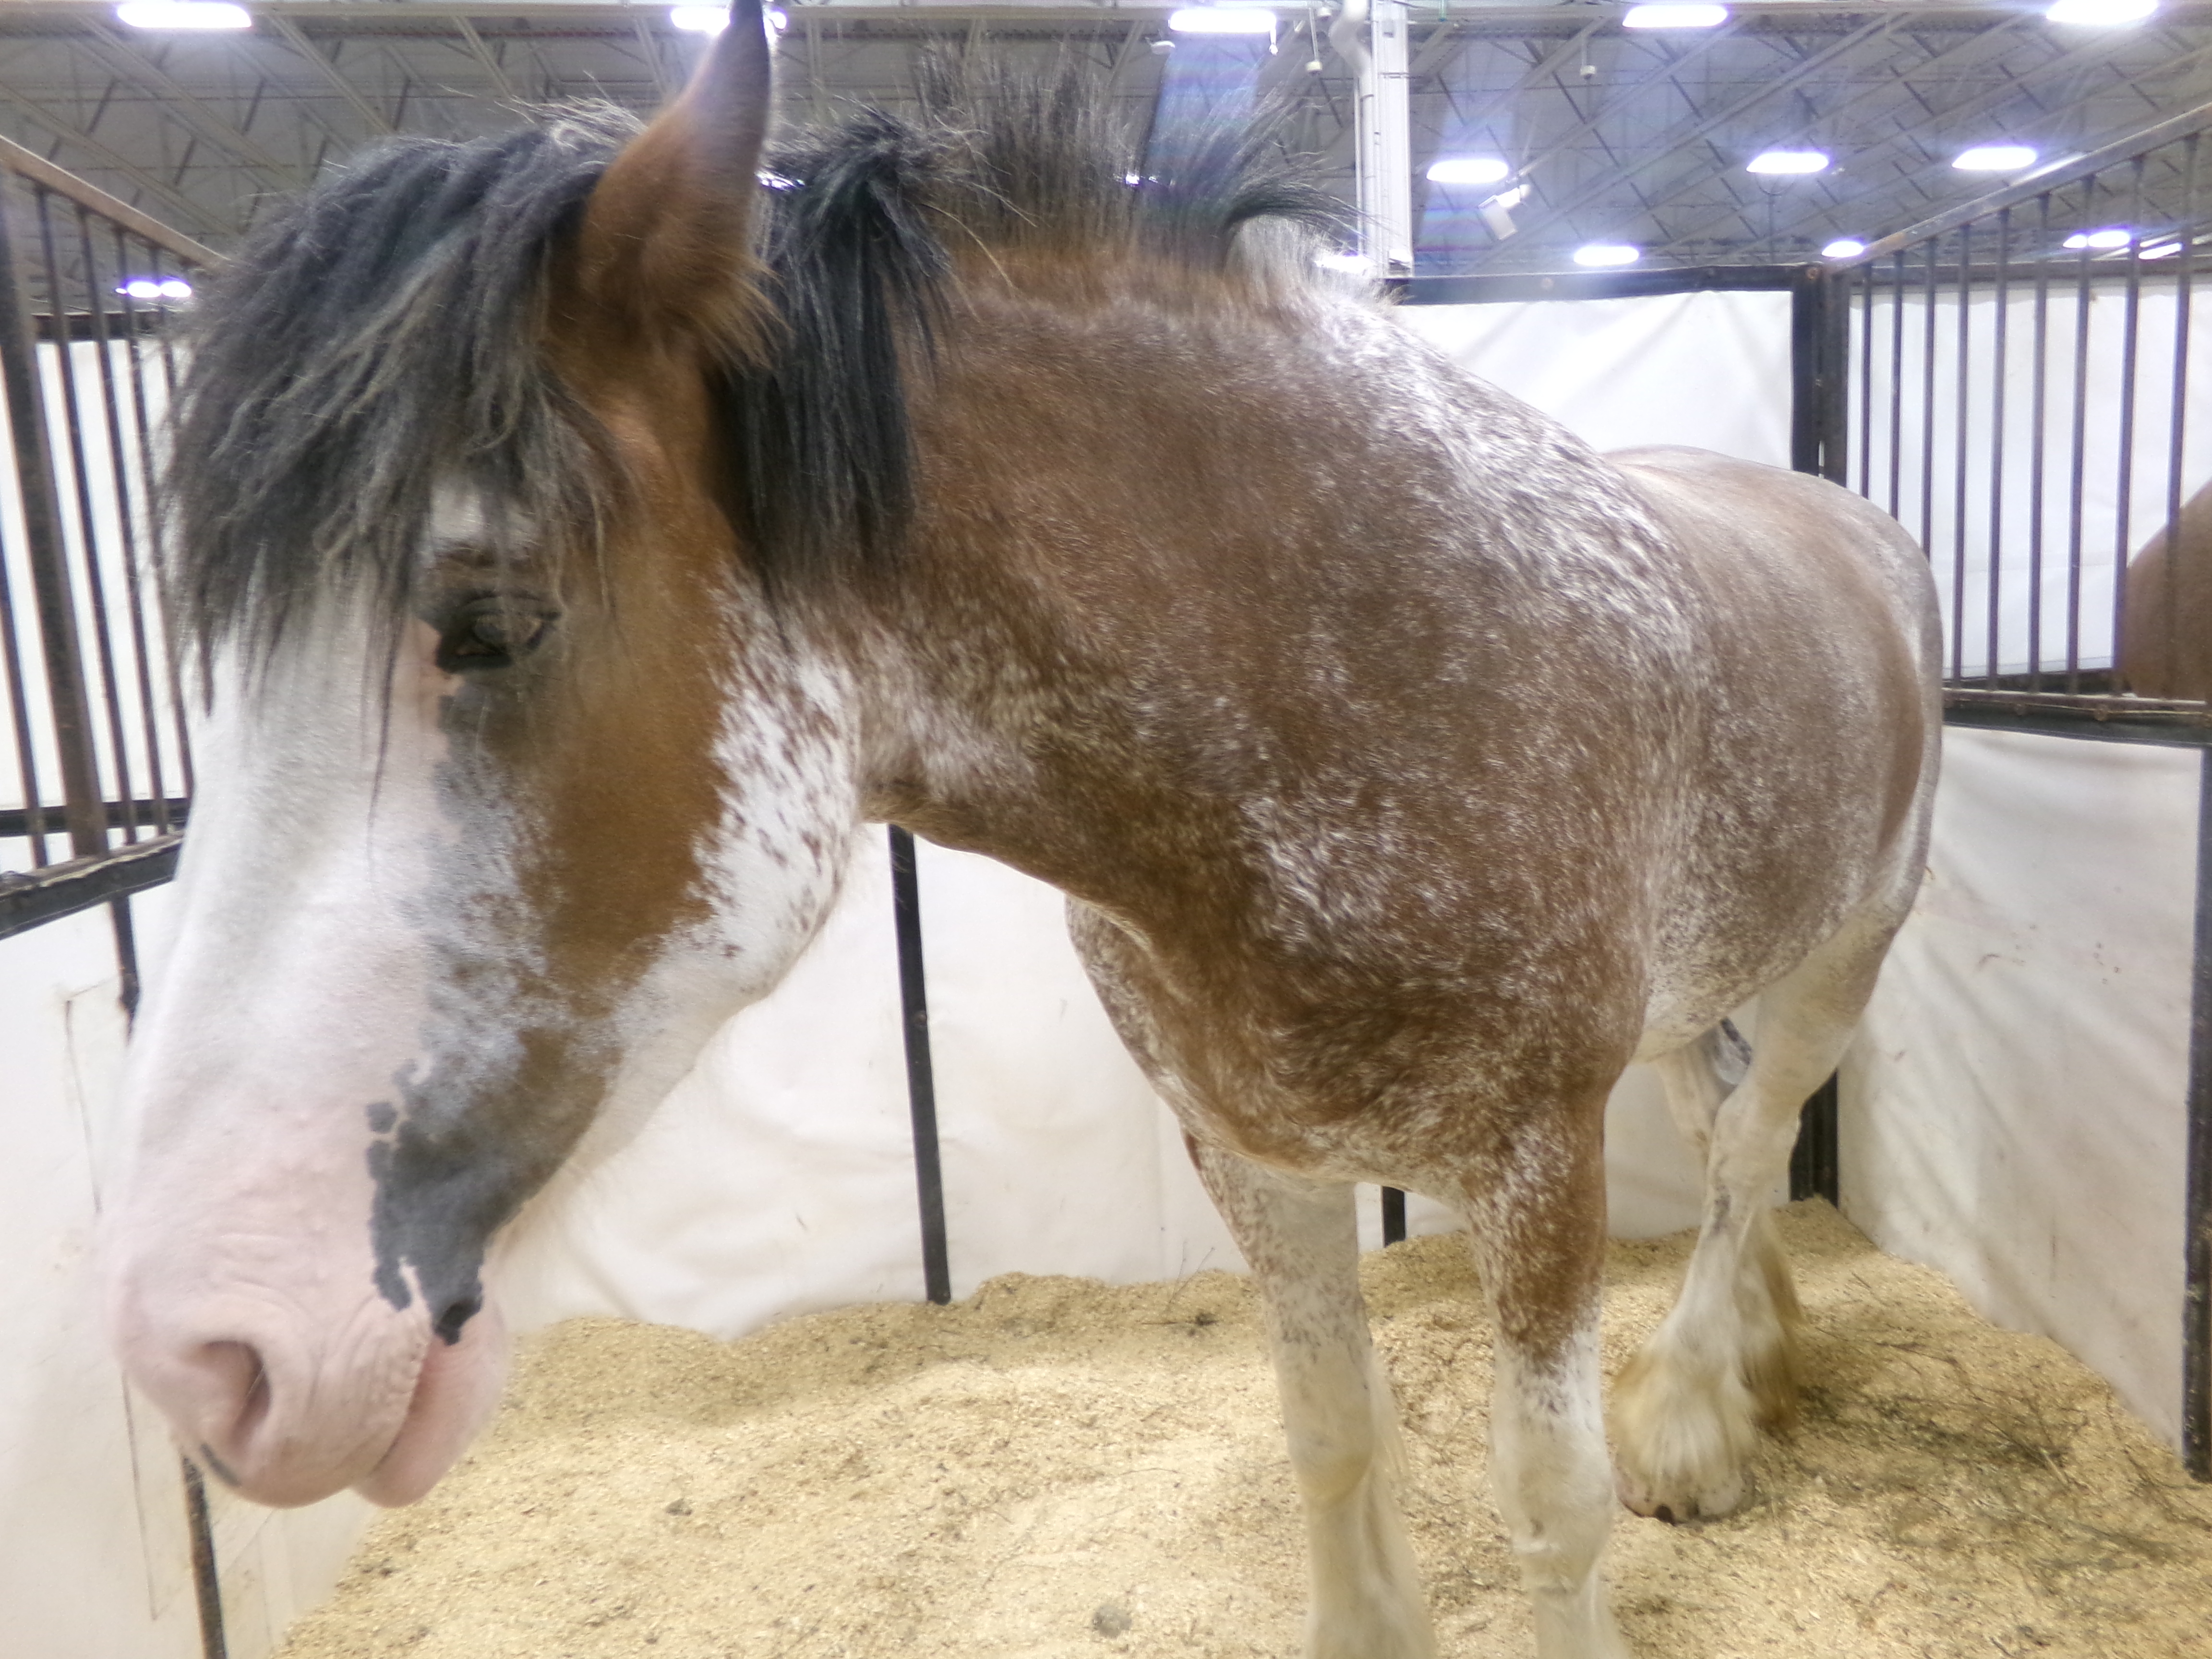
[838, 276, 1384, 914]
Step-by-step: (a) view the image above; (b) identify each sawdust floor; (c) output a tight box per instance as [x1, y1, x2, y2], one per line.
[277, 1201, 2212, 1659]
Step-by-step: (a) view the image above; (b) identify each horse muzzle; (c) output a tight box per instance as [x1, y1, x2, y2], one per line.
[107, 1253, 510, 1509]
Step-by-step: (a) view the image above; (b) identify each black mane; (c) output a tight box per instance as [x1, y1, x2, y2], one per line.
[168, 71, 1344, 663]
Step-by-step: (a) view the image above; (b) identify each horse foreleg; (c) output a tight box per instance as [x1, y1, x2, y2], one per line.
[1612, 895, 1904, 1521]
[1467, 1113, 1635, 1659]
[1187, 1140, 1436, 1659]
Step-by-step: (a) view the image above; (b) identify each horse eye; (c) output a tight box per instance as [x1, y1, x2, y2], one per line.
[436, 599, 556, 674]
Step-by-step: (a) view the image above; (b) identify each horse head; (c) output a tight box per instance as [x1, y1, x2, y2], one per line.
[102, 3, 829, 1508]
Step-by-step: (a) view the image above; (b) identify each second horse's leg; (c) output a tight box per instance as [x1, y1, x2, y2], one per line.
[1187, 1140, 1436, 1659]
[1612, 894, 1906, 1520]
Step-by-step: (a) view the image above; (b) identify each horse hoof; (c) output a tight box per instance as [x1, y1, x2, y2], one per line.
[1614, 1464, 1746, 1522]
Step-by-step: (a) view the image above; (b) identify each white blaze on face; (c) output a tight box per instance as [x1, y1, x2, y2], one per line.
[106, 483, 871, 1510]
[104, 603, 517, 1507]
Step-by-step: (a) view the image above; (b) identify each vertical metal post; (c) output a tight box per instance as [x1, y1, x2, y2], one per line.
[180, 1459, 229, 1659]
[888, 825, 952, 1305]
[0, 174, 105, 862]
[1380, 1185, 1407, 1245]
[1790, 263, 1848, 483]
[1337, 0, 1412, 277]
[1788, 264, 1846, 1203]
[2187, 750, 2212, 1480]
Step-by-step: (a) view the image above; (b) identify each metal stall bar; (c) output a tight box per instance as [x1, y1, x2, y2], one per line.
[0, 168, 107, 870]
[889, 825, 954, 1305]
[0, 141, 210, 938]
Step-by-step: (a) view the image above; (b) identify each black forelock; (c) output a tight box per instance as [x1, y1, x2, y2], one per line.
[167, 70, 1346, 661]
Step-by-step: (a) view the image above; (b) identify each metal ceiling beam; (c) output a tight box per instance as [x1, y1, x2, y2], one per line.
[1406, 21, 1603, 162]
[632, 19, 676, 102]
[1490, 13, 1897, 259]
[76, 22, 304, 188]
[1639, 17, 2039, 249]
[0, 86, 227, 237]
[453, 17, 522, 106]
[1754, 24, 2212, 252]
[260, 12, 396, 136]
[1488, 20, 1749, 197]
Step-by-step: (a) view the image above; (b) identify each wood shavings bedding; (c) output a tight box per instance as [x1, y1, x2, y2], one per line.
[276, 1202, 2212, 1659]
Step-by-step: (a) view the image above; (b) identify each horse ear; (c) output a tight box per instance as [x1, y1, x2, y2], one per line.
[565, 0, 774, 347]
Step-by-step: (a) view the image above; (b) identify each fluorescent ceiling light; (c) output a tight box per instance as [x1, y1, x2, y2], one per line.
[1314, 251, 1370, 273]
[116, 2, 251, 28]
[1821, 238, 1867, 259]
[1426, 156, 1512, 187]
[2046, 0, 2156, 23]
[1167, 7, 1277, 33]
[1953, 144, 2039, 172]
[2063, 227, 2134, 250]
[116, 277, 194, 301]
[1746, 149, 1830, 176]
[1623, 5, 1728, 29]
[1572, 243, 1640, 267]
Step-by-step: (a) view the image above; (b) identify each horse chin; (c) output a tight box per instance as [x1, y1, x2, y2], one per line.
[352, 1298, 512, 1508]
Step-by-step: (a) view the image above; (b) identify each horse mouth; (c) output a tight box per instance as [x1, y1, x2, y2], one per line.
[351, 1297, 511, 1507]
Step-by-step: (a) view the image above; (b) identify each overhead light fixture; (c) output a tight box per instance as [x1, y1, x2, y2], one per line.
[116, 277, 194, 301]
[1167, 7, 1277, 34]
[1314, 251, 1370, 274]
[2063, 227, 2134, 250]
[1821, 238, 1868, 259]
[1953, 144, 2039, 172]
[2046, 0, 2156, 24]
[1747, 149, 1831, 176]
[1622, 5, 1729, 29]
[1572, 243, 1641, 267]
[1426, 156, 1513, 187]
[115, 2, 252, 28]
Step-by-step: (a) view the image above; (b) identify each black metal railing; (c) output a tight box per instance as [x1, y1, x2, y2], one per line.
[0, 135, 216, 945]
[1838, 102, 2211, 732]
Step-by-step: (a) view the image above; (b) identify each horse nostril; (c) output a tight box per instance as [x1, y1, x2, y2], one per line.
[192, 1338, 273, 1451]
[432, 1292, 483, 1345]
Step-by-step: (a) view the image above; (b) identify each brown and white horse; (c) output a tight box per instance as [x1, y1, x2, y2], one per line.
[104, 12, 1939, 1657]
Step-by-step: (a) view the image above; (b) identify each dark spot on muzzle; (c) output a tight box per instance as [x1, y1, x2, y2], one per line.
[365, 1095, 528, 1345]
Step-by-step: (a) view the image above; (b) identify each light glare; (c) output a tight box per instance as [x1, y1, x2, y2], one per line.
[1572, 243, 1640, 268]
[116, 2, 252, 28]
[1746, 149, 1830, 176]
[1953, 144, 2039, 172]
[671, 5, 729, 31]
[2046, 0, 2156, 23]
[1426, 156, 1512, 187]
[1314, 251, 1370, 273]
[1167, 7, 1278, 33]
[2063, 227, 2134, 250]
[1821, 238, 1867, 259]
[1622, 4, 1729, 28]
[117, 277, 194, 301]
